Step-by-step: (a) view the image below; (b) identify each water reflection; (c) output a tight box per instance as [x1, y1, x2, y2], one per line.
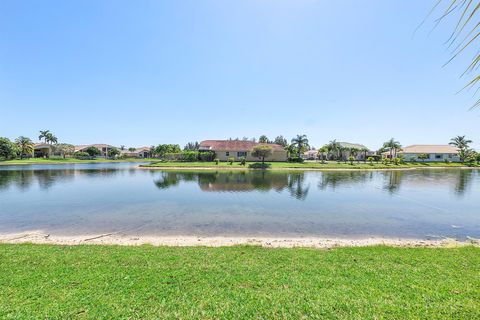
[318, 171, 372, 190]
[0, 168, 120, 191]
[153, 171, 310, 200]
[0, 165, 479, 239]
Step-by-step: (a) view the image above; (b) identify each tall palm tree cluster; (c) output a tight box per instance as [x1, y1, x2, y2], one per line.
[38, 130, 58, 144]
[382, 138, 402, 159]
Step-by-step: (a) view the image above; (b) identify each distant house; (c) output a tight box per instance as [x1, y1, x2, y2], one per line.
[33, 143, 52, 158]
[199, 140, 287, 162]
[397, 145, 460, 162]
[121, 147, 152, 158]
[303, 150, 318, 160]
[338, 142, 372, 160]
[74, 144, 116, 157]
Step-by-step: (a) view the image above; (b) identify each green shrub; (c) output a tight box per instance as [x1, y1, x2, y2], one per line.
[228, 157, 235, 165]
[248, 162, 271, 169]
[348, 156, 355, 165]
[214, 158, 219, 165]
[181, 151, 199, 162]
[239, 157, 246, 166]
[409, 157, 417, 163]
[444, 158, 450, 164]
[367, 157, 374, 165]
[198, 151, 216, 162]
[393, 157, 400, 165]
[74, 151, 90, 159]
[288, 157, 304, 163]
[84, 146, 101, 157]
[465, 154, 477, 166]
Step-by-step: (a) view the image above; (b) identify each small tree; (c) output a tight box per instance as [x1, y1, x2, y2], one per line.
[54, 143, 75, 158]
[252, 145, 273, 165]
[348, 156, 355, 165]
[85, 146, 101, 157]
[108, 148, 120, 158]
[367, 156, 374, 165]
[15, 136, 34, 159]
[0, 137, 18, 160]
[418, 154, 429, 162]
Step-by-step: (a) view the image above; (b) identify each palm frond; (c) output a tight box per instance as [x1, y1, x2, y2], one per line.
[432, 0, 480, 108]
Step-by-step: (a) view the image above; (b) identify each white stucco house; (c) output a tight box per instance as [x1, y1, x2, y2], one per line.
[398, 145, 460, 162]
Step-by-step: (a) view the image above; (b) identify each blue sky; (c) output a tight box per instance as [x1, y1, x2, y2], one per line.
[1, 0, 479, 150]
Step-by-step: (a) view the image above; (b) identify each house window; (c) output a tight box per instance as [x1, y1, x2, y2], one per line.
[435, 154, 443, 159]
[237, 151, 247, 157]
[225, 152, 229, 156]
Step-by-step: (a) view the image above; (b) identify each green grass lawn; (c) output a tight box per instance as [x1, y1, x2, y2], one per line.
[0, 244, 479, 319]
[0, 158, 157, 165]
[142, 160, 475, 170]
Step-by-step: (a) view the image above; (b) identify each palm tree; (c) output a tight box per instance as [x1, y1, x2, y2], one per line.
[15, 136, 34, 159]
[359, 147, 369, 162]
[120, 145, 126, 151]
[450, 135, 473, 161]
[450, 135, 472, 150]
[326, 140, 341, 160]
[349, 147, 359, 160]
[38, 130, 50, 143]
[290, 135, 309, 158]
[258, 135, 269, 143]
[46, 133, 57, 144]
[317, 146, 328, 162]
[383, 138, 401, 159]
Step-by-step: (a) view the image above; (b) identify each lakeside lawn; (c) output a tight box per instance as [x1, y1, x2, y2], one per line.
[142, 160, 476, 170]
[0, 244, 479, 319]
[0, 157, 158, 165]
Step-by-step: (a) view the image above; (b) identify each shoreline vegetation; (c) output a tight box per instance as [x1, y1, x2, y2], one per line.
[1, 244, 479, 318]
[1, 158, 479, 170]
[0, 158, 158, 165]
[140, 160, 479, 170]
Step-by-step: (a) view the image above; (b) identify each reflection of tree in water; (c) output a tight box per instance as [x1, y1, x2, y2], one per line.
[382, 171, 404, 194]
[318, 171, 371, 191]
[0, 168, 120, 191]
[454, 170, 475, 197]
[286, 173, 310, 200]
[0, 170, 35, 191]
[153, 171, 310, 200]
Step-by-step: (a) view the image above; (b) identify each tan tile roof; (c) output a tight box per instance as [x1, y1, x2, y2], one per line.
[400, 145, 459, 154]
[74, 144, 116, 152]
[199, 140, 285, 152]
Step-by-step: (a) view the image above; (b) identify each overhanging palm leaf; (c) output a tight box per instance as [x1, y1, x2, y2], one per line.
[431, 0, 480, 108]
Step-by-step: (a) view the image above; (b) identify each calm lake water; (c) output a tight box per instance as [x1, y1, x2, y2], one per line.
[0, 163, 479, 240]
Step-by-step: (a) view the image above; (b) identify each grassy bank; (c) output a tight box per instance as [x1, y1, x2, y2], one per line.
[0, 158, 157, 165]
[1, 244, 479, 319]
[142, 160, 475, 170]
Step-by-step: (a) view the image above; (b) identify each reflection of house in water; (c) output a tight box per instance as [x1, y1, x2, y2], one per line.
[153, 171, 310, 200]
[381, 170, 476, 196]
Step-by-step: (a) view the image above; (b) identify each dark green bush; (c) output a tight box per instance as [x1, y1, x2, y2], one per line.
[248, 162, 271, 169]
[287, 157, 304, 163]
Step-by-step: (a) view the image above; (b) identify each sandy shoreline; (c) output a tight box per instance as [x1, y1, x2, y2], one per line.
[1, 231, 478, 248]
